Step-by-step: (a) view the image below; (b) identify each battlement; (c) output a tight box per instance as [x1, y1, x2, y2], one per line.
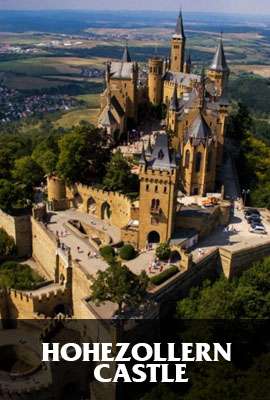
[75, 183, 133, 204]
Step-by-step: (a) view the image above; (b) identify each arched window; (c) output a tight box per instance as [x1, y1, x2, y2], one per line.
[195, 152, 202, 173]
[151, 199, 160, 209]
[155, 185, 158, 193]
[207, 150, 212, 172]
[146, 184, 149, 191]
[164, 186, 167, 194]
[185, 150, 190, 168]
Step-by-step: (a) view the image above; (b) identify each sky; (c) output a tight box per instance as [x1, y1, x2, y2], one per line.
[0, 0, 269, 14]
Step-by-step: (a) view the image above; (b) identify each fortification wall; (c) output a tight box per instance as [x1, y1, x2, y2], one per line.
[67, 184, 133, 228]
[31, 218, 57, 280]
[175, 207, 221, 239]
[72, 261, 93, 318]
[220, 240, 270, 278]
[0, 209, 32, 257]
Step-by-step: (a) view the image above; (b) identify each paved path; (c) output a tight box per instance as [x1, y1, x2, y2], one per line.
[47, 210, 109, 277]
[191, 156, 270, 262]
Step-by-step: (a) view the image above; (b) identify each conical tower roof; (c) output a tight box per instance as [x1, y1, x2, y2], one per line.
[174, 10, 185, 39]
[122, 45, 132, 62]
[210, 37, 229, 72]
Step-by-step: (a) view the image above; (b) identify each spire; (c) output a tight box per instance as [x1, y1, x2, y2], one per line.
[139, 142, 147, 165]
[209, 36, 229, 72]
[175, 9, 185, 39]
[199, 66, 206, 109]
[186, 51, 191, 65]
[170, 83, 179, 111]
[145, 136, 152, 157]
[122, 43, 132, 62]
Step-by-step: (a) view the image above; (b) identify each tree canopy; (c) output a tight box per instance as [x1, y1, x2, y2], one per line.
[176, 257, 270, 319]
[57, 125, 110, 185]
[90, 261, 149, 314]
[102, 150, 139, 195]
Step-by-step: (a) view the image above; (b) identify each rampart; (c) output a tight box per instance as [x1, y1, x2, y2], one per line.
[0, 209, 32, 257]
[67, 184, 134, 228]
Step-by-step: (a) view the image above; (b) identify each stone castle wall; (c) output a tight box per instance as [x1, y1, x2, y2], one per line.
[31, 217, 57, 280]
[0, 209, 32, 257]
[67, 184, 134, 229]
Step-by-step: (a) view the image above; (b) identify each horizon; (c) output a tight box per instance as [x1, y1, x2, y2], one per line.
[0, 0, 270, 15]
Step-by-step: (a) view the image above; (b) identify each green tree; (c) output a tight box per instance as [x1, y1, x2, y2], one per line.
[102, 150, 139, 194]
[12, 156, 44, 191]
[32, 136, 59, 174]
[119, 244, 136, 261]
[0, 228, 16, 258]
[57, 125, 109, 185]
[90, 261, 149, 314]
[176, 257, 270, 319]
[156, 242, 171, 261]
[0, 179, 27, 214]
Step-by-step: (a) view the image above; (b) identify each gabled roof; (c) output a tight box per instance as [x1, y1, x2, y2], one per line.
[210, 38, 229, 73]
[122, 45, 132, 62]
[149, 133, 177, 171]
[174, 10, 185, 39]
[109, 62, 133, 80]
[186, 112, 212, 146]
[111, 96, 125, 117]
[98, 106, 117, 127]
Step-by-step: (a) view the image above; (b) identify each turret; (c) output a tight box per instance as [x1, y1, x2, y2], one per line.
[148, 57, 163, 106]
[170, 10, 186, 73]
[184, 51, 192, 74]
[207, 36, 230, 96]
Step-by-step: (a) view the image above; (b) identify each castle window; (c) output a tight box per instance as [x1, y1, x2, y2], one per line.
[185, 150, 190, 168]
[146, 184, 149, 191]
[155, 185, 158, 193]
[195, 152, 202, 173]
[151, 199, 160, 209]
[164, 186, 167, 193]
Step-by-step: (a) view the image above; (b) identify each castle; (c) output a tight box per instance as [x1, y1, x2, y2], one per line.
[96, 11, 230, 248]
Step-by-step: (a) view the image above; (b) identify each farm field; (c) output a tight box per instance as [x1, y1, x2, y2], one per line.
[54, 107, 99, 128]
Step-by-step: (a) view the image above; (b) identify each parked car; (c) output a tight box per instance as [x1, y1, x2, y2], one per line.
[249, 223, 267, 234]
[246, 215, 262, 224]
[244, 208, 260, 217]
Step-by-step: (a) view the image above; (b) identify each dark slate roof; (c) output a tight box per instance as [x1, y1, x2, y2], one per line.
[98, 106, 117, 126]
[122, 45, 132, 62]
[111, 96, 125, 117]
[170, 83, 179, 111]
[174, 10, 185, 39]
[139, 142, 146, 165]
[209, 38, 229, 72]
[186, 113, 212, 146]
[145, 136, 152, 157]
[148, 133, 177, 171]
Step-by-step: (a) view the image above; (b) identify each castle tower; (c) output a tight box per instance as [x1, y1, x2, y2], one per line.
[184, 51, 192, 74]
[47, 174, 68, 211]
[138, 133, 179, 249]
[167, 83, 182, 133]
[148, 57, 163, 106]
[170, 10, 186, 73]
[182, 112, 217, 196]
[207, 36, 230, 97]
